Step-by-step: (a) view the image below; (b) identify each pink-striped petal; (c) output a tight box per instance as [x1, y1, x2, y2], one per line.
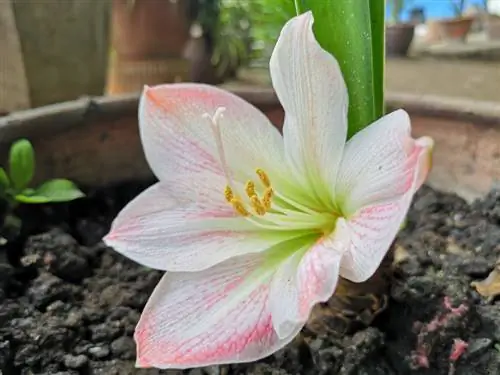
[335, 109, 433, 216]
[104, 178, 299, 272]
[270, 11, 348, 199]
[134, 253, 302, 369]
[139, 83, 286, 185]
[269, 230, 345, 338]
[337, 136, 433, 282]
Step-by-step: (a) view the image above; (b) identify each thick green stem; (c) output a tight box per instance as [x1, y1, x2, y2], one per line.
[370, 0, 385, 119]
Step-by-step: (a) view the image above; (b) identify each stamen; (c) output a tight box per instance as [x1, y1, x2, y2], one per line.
[256, 169, 271, 188]
[230, 198, 250, 217]
[224, 186, 234, 202]
[224, 167, 275, 218]
[262, 187, 273, 210]
[250, 195, 266, 216]
[245, 181, 256, 198]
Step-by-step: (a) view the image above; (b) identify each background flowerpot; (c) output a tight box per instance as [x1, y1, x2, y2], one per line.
[425, 20, 443, 43]
[106, 0, 191, 95]
[0, 0, 110, 113]
[183, 30, 222, 85]
[435, 16, 474, 42]
[486, 14, 500, 40]
[386, 23, 415, 57]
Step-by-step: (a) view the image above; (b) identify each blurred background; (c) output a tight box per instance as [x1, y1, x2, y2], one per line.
[0, 0, 499, 116]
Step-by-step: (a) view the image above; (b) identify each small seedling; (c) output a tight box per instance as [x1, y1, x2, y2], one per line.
[0, 138, 85, 245]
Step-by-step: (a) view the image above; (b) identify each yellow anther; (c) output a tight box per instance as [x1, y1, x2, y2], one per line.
[230, 198, 250, 217]
[224, 186, 234, 202]
[256, 169, 271, 188]
[262, 187, 274, 210]
[245, 181, 256, 198]
[250, 195, 266, 216]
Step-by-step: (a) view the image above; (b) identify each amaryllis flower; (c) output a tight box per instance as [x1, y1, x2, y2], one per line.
[104, 11, 433, 369]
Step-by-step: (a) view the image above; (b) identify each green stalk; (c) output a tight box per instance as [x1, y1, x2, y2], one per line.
[294, 0, 305, 14]
[370, 0, 386, 119]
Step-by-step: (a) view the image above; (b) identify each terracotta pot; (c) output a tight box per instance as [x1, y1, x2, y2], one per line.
[385, 23, 415, 57]
[106, 0, 191, 94]
[111, 0, 190, 59]
[435, 16, 474, 43]
[183, 24, 223, 85]
[425, 20, 443, 43]
[486, 14, 500, 40]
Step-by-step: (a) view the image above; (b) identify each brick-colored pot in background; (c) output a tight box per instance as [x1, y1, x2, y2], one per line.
[106, 0, 191, 95]
[435, 16, 474, 43]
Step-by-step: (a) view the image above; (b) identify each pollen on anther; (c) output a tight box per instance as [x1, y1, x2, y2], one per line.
[256, 169, 271, 188]
[224, 186, 234, 202]
[262, 187, 273, 210]
[245, 181, 256, 198]
[230, 198, 250, 216]
[250, 196, 266, 216]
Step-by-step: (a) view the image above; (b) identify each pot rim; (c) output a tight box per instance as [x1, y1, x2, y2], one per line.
[1, 88, 499, 147]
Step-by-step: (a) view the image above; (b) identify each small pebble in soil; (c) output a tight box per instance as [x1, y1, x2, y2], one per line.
[90, 321, 122, 342]
[25, 229, 92, 283]
[63, 354, 88, 369]
[111, 336, 136, 360]
[88, 345, 111, 359]
[464, 338, 493, 359]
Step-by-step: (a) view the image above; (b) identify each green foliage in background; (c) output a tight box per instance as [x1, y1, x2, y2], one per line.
[191, 0, 254, 79]
[388, 0, 407, 23]
[3, 139, 85, 204]
[0, 139, 85, 244]
[246, 0, 297, 53]
[450, 0, 466, 17]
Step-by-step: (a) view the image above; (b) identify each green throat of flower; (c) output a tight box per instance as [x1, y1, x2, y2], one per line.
[205, 106, 341, 239]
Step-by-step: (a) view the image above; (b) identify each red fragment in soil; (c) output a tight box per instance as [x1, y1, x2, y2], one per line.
[449, 338, 468, 362]
[443, 296, 468, 317]
[410, 297, 468, 369]
[411, 348, 430, 368]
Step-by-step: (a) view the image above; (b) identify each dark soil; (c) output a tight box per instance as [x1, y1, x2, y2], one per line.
[1, 181, 500, 375]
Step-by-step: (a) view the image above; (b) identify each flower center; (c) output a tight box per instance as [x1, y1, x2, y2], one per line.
[204, 107, 339, 235]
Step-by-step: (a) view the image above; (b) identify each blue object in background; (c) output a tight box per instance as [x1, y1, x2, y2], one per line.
[386, 0, 487, 22]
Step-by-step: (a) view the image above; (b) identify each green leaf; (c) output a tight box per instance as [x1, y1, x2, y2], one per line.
[9, 139, 35, 191]
[15, 179, 85, 204]
[302, 0, 385, 138]
[370, 0, 385, 119]
[0, 168, 10, 190]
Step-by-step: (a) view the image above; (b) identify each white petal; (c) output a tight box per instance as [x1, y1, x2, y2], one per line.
[270, 230, 344, 338]
[104, 179, 298, 272]
[335, 109, 433, 215]
[337, 133, 434, 282]
[134, 253, 302, 369]
[139, 83, 286, 184]
[270, 11, 348, 199]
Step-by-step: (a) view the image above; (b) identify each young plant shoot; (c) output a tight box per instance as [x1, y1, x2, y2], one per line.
[0, 139, 85, 244]
[104, 10, 434, 369]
